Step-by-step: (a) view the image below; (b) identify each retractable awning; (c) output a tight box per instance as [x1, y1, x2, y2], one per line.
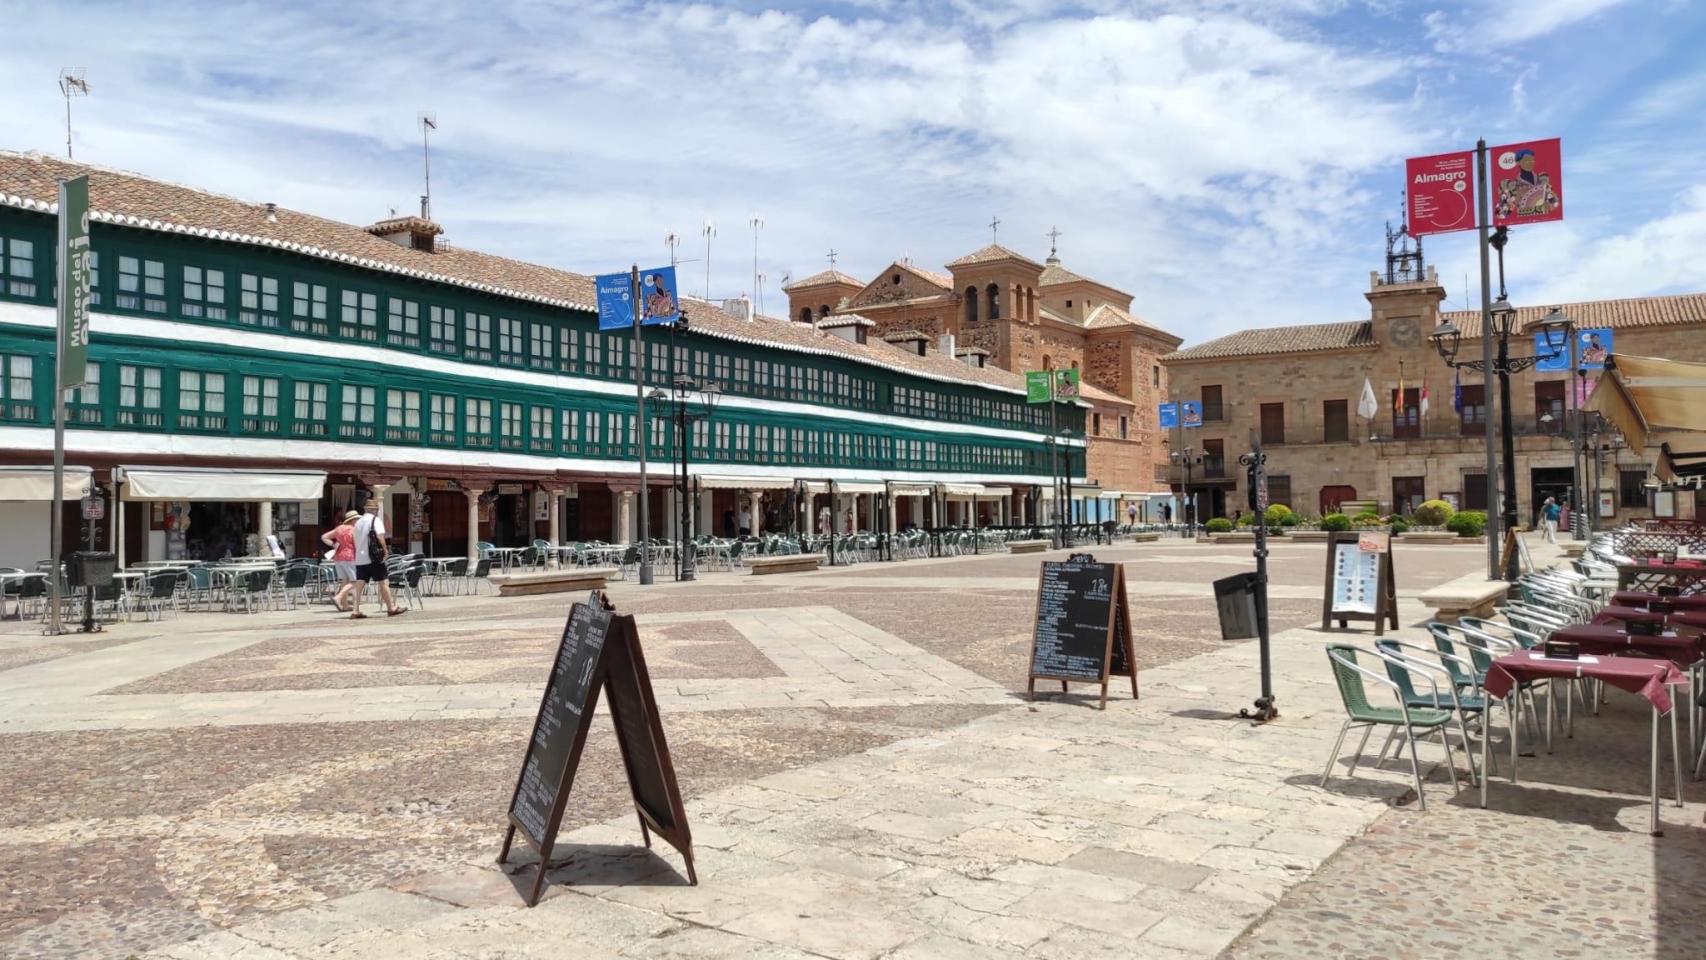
[0, 466, 92, 501]
[889, 482, 935, 497]
[119, 467, 327, 502]
[1098, 490, 1124, 499]
[940, 483, 984, 498]
[979, 485, 1014, 498]
[1587, 354, 1706, 456]
[834, 480, 887, 495]
[697, 475, 796, 490]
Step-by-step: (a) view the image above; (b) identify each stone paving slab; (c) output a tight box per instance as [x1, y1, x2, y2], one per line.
[135, 606, 1432, 960]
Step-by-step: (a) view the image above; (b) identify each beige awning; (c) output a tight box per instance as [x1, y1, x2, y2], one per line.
[979, 485, 1014, 498]
[834, 480, 887, 495]
[697, 475, 796, 490]
[889, 482, 935, 497]
[940, 483, 984, 498]
[1587, 354, 1706, 455]
[120, 467, 326, 502]
[0, 466, 92, 501]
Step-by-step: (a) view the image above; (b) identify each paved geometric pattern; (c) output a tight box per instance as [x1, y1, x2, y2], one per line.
[0, 606, 1010, 734]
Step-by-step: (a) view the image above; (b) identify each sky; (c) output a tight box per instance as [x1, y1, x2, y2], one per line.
[2, 0, 1703, 345]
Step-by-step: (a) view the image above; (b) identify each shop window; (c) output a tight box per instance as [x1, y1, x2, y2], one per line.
[1322, 399, 1348, 442]
[1260, 402, 1285, 445]
[291, 380, 329, 437]
[1463, 473, 1489, 511]
[291, 281, 329, 336]
[529, 323, 555, 371]
[117, 364, 163, 428]
[1534, 380, 1565, 434]
[387, 298, 420, 349]
[241, 375, 280, 434]
[339, 384, 377, 439]
[1459, 383, 1486, 437]
[464, 398, 494, 449]
[68, 364, 102, 425]
[464, 312, 493, 362]
[239, 274, 280, 328]
[1620, 469, 1648, 508]
[530, 404, 553, 451]
[2, 237, 37, 298]
[429, 393, 457, 445]
[181, 265, 227, 320]
[340, 289, 379, 342]
[1391, 387, 1420, 438]
[428, 305, 457, 355]
[0, 353, 35, 421]
[386, 389, 421, 443]
[1201, 384, 1223, 421]
[498, 316, 525, 366]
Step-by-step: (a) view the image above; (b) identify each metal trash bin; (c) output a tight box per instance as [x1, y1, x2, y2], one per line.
[67, 551, 117, 589]
[1212, 571, 1260, 641]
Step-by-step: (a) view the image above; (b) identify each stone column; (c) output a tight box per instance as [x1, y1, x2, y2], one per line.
[114, 480, 126, 569]
[749, 492, 763, 536]
[464, 488, 485, 563]
[258, 500, 274, 541]
[887, 493, 899, 536]
[697, 490, 714, 536]
[547, 491, 561, 545]
[618, 490, 636, 544]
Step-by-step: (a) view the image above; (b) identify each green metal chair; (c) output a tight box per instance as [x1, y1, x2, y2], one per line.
[1322, 644, 1458, 810]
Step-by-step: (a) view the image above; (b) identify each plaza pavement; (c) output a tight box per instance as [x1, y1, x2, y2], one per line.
[2, 535, 1702, 959]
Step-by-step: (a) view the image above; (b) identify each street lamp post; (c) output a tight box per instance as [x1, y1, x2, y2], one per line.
[1429, 298, 1570, 580]
[1170, 448, 1198, 535]
[651, 373, 720, 581]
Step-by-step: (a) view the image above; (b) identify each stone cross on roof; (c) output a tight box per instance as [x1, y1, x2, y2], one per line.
[989, 215, 1000, 244]
[827, 248, 838, 268]
[1047, 225, 1061, 259]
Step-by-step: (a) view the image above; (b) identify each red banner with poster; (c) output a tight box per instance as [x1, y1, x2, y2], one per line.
[1491, 138, 1563, 227]
[1405, 151, 1476, 235]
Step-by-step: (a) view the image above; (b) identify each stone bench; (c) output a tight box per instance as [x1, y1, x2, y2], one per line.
[489, 566, 615, 597]
[748, 553, 824, 575]
[1126, 532, 1160, 543]
[1009, 539, 1053, 554]
[1287, 530, 1330, 542]
[1396, 531, 1463, 544]
[1418, 573, 1509, 623]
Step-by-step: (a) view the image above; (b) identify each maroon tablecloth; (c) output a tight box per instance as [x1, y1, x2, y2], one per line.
[1610, 591, 1706, 611]
[1551, 623, 1704, 668]
[1485, 651, 1687, 713]
[1594, 605, 1706, 632]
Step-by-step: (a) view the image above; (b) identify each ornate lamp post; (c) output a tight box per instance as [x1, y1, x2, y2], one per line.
[1170, 447, 1201, 534]
[1429, 297, 1570, 579]
[649, 375, 721, 581]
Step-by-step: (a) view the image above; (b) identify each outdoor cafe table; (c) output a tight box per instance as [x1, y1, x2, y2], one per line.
[1617, 559, 1706, 594]
[1483, 651, 1688, 834]
[1611, 591, 1706, 612]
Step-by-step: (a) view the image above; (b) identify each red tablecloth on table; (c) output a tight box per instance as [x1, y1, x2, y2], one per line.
[1550, 623, 1703, 668]
[1595, 605, 1706, 632]
[1611, 592, 1706, 611]
[1485, 651, 1688, 713]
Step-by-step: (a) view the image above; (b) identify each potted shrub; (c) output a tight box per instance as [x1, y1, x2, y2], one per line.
[1412, 499, 1455, 528]
[1205, 517, 1234, 533]
[1320, 513, 1352, 532]
[1446, 510, 1487, 538]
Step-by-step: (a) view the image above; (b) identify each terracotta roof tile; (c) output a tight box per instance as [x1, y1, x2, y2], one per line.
[1162, 321, 1376, 362]
[1441, 292, 1706, 336]
[896, 260, 954, 290]
[782, 268, 863, 291]
[0, 151, 1032, 398]
[945, 244, 1043, 269]
[1039, 261, 1085, 285]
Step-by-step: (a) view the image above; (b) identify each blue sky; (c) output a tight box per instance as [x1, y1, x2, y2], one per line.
[3, 0, 1703, 344]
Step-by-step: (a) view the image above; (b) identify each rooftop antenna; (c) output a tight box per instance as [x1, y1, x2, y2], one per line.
[749, 214, 763, 316]
[419, 112, 437, 219]
[701, 221, 716, 300]
[665, 232, 681, 268]
[58, 69, 89, 160]
[756, 271, 767, 317]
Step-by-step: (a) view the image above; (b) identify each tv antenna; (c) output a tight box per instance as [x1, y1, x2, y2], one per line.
[701, 221, 716, 300]
[59, 69, 90, 159]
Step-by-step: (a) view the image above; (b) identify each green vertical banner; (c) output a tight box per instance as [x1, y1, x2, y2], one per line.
[1025, 370, 1051, 404]
[57, 175, 91, 389]
[1053, 367, 1080, 399]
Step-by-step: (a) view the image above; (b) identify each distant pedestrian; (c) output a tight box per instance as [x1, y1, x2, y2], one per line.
[351, 501, 406, 619]
[1542, 497, 1561, 544]
[738, 505, 753, 536]
[1162, 503, 1172, 525]
[322, 511, 360, 612]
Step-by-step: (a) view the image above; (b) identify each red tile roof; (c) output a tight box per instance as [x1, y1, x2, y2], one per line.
[945, 244, 1043, 269]
[1162, 321, 1377, 362]
[1441, 292, 1706, 336]
[782, 268, 863, 291]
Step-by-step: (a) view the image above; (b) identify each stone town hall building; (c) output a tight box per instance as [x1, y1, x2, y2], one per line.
[784, 243, 1182, 516]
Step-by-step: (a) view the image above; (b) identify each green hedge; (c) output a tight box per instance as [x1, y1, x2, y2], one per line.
[1412, 499, 1455, 526]
[1205, 517, 1234, 533]
[1447, 510, 1487, 537]
[1320, 513, 1352, 532]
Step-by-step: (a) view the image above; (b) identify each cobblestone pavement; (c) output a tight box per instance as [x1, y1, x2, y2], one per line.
[9, 535, 1696, 959]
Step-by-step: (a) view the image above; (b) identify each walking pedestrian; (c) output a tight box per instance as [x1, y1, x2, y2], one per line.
[322, 511, 360, 612]
[351, 500, 406, 619]
[1542, 496, 1561, 544]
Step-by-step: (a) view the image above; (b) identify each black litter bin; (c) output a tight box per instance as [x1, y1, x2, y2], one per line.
[1212, 571, 1260, 641]
[67, 551, 117, 589]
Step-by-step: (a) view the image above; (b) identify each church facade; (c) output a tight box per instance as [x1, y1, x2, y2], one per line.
[784, 241, 1182, 518]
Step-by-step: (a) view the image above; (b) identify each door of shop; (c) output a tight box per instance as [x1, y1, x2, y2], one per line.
[1530, 466, 1574, 527]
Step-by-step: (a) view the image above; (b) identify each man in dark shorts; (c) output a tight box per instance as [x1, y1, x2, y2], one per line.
[351, 499, 406, 618]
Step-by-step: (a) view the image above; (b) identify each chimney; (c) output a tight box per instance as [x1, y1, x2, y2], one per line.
[264, 202, 278, 223]
[938, 332, 956, 358]
[367, 212, 443, 253]
[721, 296, 753, 321]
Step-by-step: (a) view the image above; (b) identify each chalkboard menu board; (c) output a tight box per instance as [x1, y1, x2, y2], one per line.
[1027, 554, 1137, 709]
[499, 592, 696, 906]
[1321, 531, 1397, 635]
